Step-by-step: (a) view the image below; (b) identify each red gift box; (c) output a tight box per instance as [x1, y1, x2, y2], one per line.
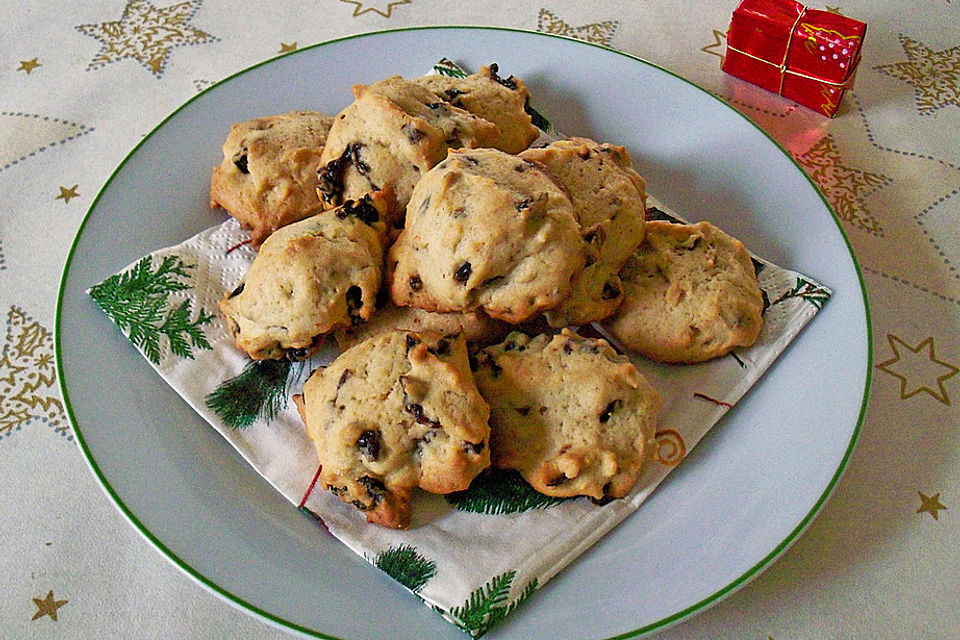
[722, 0, 866, 116]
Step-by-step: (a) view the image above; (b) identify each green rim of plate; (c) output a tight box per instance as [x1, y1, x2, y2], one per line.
[54, 24, 873, 640]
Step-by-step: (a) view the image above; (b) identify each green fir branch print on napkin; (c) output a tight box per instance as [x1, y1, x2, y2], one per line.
[88, 255, 214, 364]
[446, 469, 570, 514]
[432, 57, 469, 78]
[770, 276, 831, 310]
[370, 545, 438, 594]
[205, 359, 294, 429]
[448, 570, 539, 638]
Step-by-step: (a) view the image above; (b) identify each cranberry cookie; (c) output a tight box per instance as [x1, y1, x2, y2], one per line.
[316, 75, 500, 230]
[388, 147, 584, 324]
[520, 137, 648, 327]
[210, 111, 335, 246]
[296, 330, 491, 529]
[414, 64, 540, 154]
[219, 194, 388, 360]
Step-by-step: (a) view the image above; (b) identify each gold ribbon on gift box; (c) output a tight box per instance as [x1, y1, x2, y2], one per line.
[726, 8, 857, 96]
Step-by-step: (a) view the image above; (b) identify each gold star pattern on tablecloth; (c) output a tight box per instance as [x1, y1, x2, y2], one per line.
[917, 491, 947, 520]
[701, 29, 726, 65]
[31, 590, 68, 621]
[55, 185, 79, 204]
[877, 334, 959, 405]
[279, 42, 297, 53]
[76, 0, 217, 77]
[874, 35, 960, 115]
[17, 58, 41, 74]
[339, 0, 410, 18]
[537, 8, 618, 46]
[0, 306, 68, 441]
[794, 135, 890, 237]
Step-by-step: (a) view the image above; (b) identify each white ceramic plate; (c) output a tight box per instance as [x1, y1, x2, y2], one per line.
[56, 27, 870, 640]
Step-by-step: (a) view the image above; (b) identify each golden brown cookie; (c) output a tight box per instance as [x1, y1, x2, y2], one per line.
[219, 194, 388, 360]
[604, 220, 764, 363]
[296, 330, 491, 529]
[209, 111, 334, 246]
[387, 147, 584, 324]
[520, 137, 648, 327]
[316, 75, 500, 230]
[472, 329, 662, 501]
[413, 64, 540, 154]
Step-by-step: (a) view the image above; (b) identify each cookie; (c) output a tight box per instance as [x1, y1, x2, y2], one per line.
[209, 111, 335, 246]
[520, 138, 648, 327]
[472, 329, 662, 500]
[388, 147, 584, 324]
[414, 64, 540, 154]
[296, 330, 491, 529]
[316, 75, 500, 230]
[603, 220, 764, 363]
[219, 193, 388, 360]
[334, 301, 512, 351]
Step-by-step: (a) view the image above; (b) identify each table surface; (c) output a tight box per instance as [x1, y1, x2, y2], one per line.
[3, 1, 958, 638]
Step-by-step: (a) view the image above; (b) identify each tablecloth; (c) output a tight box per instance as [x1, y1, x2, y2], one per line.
[2, 1, 958, 638]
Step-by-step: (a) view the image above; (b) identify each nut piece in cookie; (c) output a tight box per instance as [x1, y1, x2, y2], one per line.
[604, 220, 765, 363]
[296, 330, 491, 529]
[209, 111, 335, 246]
[388, 147, 584, 324]
[473, 329, 662, 500]
[520, 137, 648, 327]
[219, 192, 389, 360]
[414, 64, 540, 154]
[316, 75, 501, 230]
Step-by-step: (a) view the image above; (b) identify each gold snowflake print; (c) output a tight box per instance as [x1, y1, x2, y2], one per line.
[875, 34, 960, 115]
[0, 306, 68, 440]
[794, 135, 891, 237]
[76, 0, 217, 77]
[537, 8, 618, 46]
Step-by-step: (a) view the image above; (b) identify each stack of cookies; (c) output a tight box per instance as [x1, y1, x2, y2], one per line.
[210, 65, 765, 529]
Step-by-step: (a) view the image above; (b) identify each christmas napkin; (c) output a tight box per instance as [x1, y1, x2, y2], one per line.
[88, 60, 830, 637]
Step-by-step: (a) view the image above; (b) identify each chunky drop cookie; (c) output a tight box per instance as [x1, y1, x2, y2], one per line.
[210, 111, 335, 246]
[520, 138, 648, 327]
[472, 329, 662, 500]
[414, 64, 540, 154]
[219, 193, 388, 360]
[334, 302, 512, 351]
[316, 75, 501, 230]
[296, 330, 491, 529]
[604, 220, 765, 363]
[388, 147, 584, 324]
